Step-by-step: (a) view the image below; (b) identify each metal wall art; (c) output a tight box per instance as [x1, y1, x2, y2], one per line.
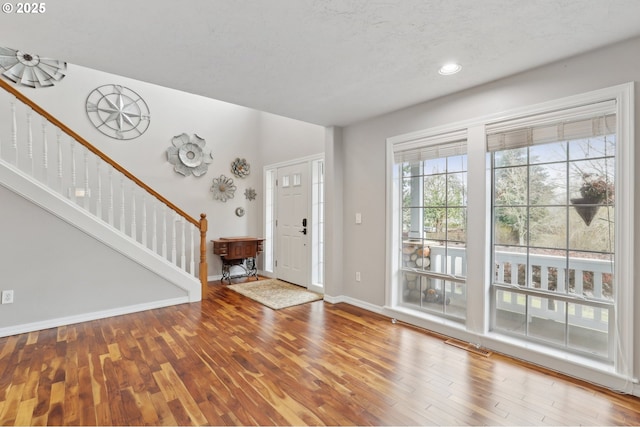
[235, 207, 245, 217]
[0, 47, 67, 88]
[210, 174, 236, 202]
[231, 157, 250, 178]
[244, 188, 257, 201]
[167, 133, 213, 176]
[86, 84, 150, 140]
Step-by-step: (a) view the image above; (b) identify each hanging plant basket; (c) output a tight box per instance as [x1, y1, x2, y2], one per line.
[570, 197, 601, 226]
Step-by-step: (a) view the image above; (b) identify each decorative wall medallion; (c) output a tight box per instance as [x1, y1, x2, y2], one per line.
[231, 157, 250, 178]
[0, 47, 67, 88]
[244, 188, 257, 201]
[86, 84, 150, 140]
[167, 133, 213, 176]
[210, 175, 236, 202]
[235, 207, 245, 217]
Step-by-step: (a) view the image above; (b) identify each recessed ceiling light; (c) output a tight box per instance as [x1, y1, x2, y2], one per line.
[438, 63, 462, 75]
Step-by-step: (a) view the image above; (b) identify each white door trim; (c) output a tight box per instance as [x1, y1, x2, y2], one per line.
[263, 153, 324, 290]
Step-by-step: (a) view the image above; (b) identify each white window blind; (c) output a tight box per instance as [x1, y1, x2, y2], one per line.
[486, 100, 616, 152]
[393, 139, 467, 164]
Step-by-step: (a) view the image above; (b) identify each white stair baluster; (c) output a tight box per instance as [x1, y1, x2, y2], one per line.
[171, 211, 177, 264]
[190, 224, 195, 275]
[41, 119, 48, 185]
[141, 194, 147, 247]
[120, 175, 126, 233]
[56, 129, 63, 193]
[70, 142, 76, 202]
[162, 205, 167, 259]
[152, 203, 158, 253]
[27, 107, 33, 174]
[83, 147, 90, 210]
[96, 160, 103, 221]
[130, 185, 137, 240]
[11, 98, 17, 166]
[181, 217, 186, 270]
[108, 167, 114, 226]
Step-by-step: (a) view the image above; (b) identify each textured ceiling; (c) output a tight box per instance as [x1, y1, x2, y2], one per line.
[2, 0, 640, 126]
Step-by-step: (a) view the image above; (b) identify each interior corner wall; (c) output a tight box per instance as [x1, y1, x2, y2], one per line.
[339, 36, 640, 381]
[10, 63, 324, 279]
[323, 126, 344, 299]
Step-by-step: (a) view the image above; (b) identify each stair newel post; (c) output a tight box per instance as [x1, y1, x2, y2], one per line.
[41, 118, 48, 186]
[199, 213, 208, 292]
[11, 98, 17, 166]
[27, 106, 33, 174]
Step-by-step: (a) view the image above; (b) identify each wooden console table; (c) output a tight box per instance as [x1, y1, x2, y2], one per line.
[212, 237, 264, 283]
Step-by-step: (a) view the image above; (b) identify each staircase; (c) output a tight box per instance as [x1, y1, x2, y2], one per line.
[0, 78, 208, 336]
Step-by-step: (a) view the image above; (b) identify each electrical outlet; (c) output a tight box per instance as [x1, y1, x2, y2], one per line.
[1, 290, 14, 304]
[355, 272, 361, 282]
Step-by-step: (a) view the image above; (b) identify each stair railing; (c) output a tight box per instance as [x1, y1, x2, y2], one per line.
[0, 78, 208, 293]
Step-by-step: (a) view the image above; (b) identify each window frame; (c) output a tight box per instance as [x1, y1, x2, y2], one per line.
[385, 83, 634, 384]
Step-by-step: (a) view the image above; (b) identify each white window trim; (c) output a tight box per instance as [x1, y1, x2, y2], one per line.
[385, 82, 635, 389]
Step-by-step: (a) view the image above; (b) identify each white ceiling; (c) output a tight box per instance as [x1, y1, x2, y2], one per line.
[2, 0, 640, 126]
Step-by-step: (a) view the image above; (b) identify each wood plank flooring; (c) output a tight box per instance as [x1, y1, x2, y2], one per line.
[1, 280, 639, 425]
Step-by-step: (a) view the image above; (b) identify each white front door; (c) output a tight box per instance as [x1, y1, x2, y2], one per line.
[276, 162, 309, 286]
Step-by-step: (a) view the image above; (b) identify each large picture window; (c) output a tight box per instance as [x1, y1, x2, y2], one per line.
[395, 137, 467, 321]
[487, 102, 617, 360]
[387, 85, 634, 387]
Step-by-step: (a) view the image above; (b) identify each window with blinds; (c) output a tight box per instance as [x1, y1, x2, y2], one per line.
[394, 134, 468, 321]
[488, 99, 617, 360]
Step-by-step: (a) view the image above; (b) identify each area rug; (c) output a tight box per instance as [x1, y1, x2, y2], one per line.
[228, 279, 323, 310]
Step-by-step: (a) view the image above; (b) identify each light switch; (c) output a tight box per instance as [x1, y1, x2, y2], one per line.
[355, 213, 362, 224]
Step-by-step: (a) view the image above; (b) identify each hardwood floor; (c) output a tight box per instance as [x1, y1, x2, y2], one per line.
[1, 280, 639, 426]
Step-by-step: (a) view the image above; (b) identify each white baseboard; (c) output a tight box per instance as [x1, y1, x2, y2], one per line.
[323, 294, 385, 315]
[0, 297, 189, 338]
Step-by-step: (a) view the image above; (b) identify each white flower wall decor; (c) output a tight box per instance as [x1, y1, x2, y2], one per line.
[167, 133, 213, 176]
[210, 175, 236, 202]
[244, 188, 257, 201]
[231, 157, 250, 178]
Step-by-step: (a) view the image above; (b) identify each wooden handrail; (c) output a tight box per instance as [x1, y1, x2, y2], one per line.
[0, 78, 209, 289]
[0, 78, 200, 226]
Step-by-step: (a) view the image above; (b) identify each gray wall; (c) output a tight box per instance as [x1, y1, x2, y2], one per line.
[0, 185, 186, 329]
[338, 36, 640, 382]
[8, 63, 325, 278]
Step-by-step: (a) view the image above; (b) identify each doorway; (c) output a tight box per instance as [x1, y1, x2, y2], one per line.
[264, 156, 324, 292]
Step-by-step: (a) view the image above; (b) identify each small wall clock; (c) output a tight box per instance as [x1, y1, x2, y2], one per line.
[85, 84, 150, 140]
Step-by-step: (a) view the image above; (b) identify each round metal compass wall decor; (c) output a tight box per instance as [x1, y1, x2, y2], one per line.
[85, 84, 151, 140]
